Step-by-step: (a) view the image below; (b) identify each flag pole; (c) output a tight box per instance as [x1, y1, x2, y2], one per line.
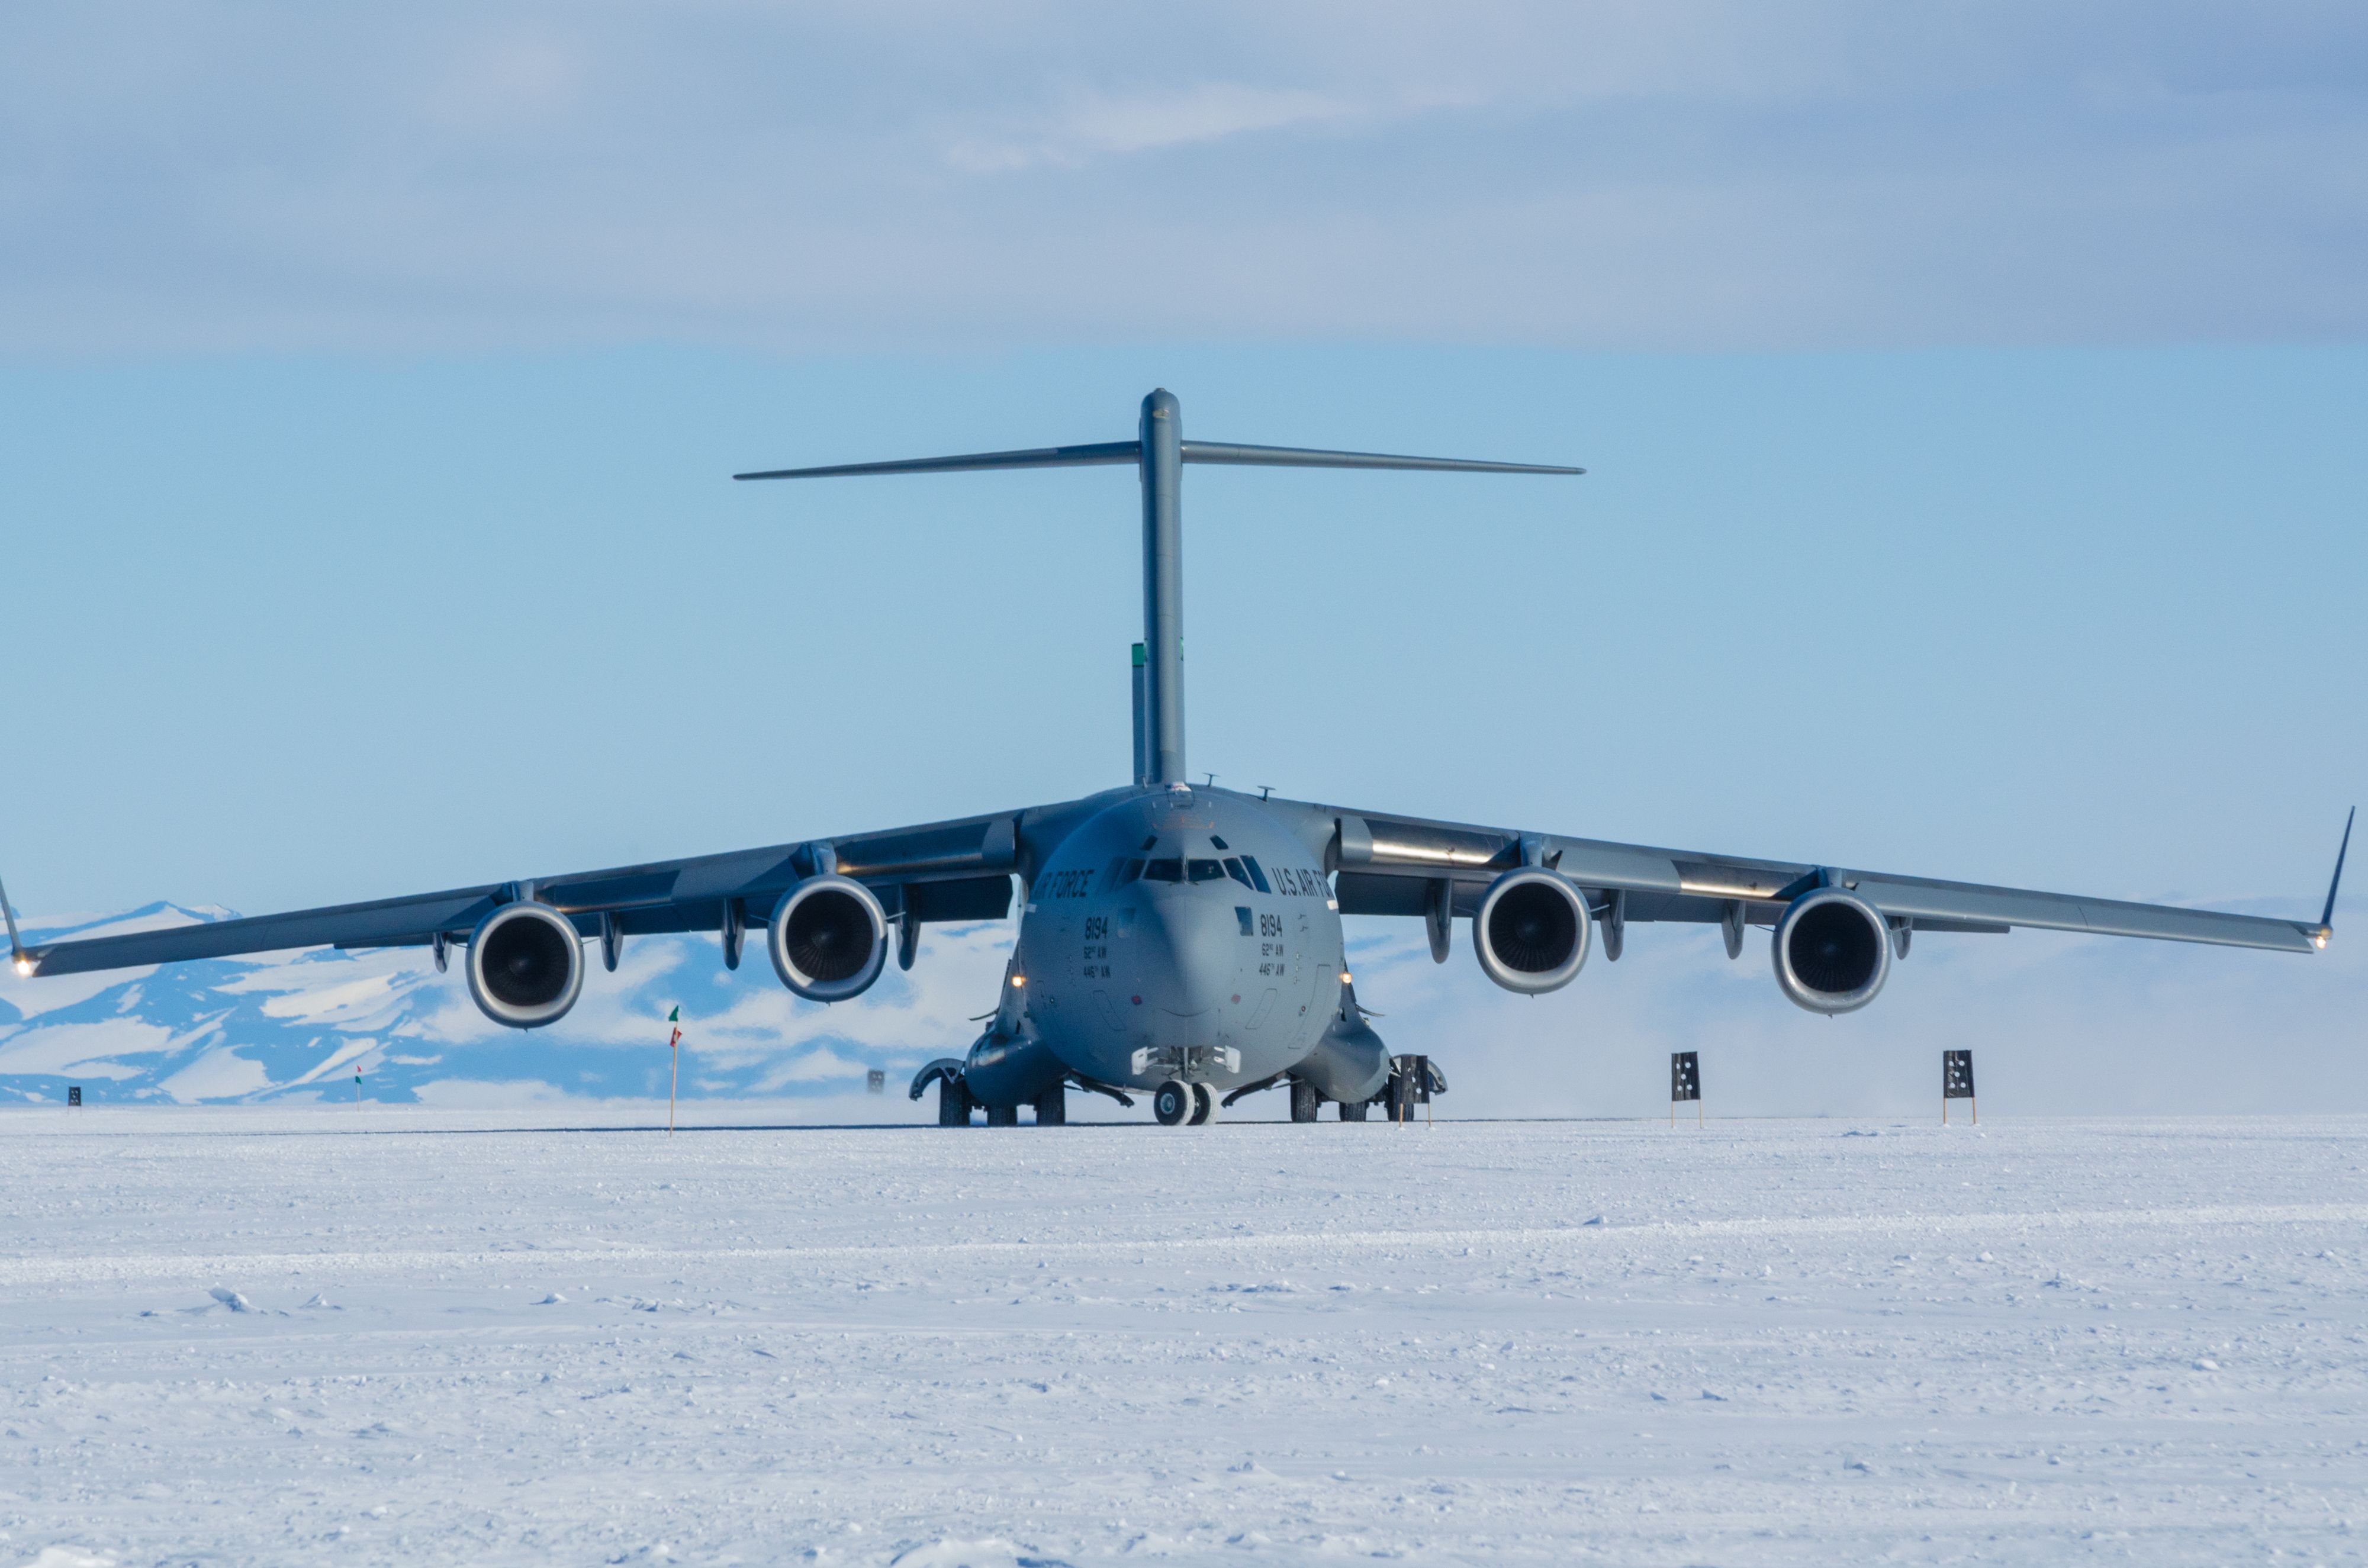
[666, 1006, 682, 1136]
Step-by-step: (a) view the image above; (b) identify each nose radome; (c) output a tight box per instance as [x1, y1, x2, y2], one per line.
[1138, 891, 1237, 1019]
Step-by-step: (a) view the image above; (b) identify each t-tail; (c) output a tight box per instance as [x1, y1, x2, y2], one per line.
[736, 389, 1584, 787]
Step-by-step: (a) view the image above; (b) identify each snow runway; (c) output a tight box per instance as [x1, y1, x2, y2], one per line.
[2, 1112, 2363, 1564]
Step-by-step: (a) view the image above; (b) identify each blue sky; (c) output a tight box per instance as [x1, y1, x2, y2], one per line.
[4, 4, 2365, 352]
[1, 5, 2361, 1112]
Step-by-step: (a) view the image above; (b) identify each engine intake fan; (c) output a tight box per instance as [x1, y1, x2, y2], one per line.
[465, 901, 585, 1029]
[767, 875, 889, 1003]
[1472, 868, 1591, 994]
[1772, 888, 1891, 1014]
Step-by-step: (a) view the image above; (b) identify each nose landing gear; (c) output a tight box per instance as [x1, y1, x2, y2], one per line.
[1153, 1079, 1218, 1126]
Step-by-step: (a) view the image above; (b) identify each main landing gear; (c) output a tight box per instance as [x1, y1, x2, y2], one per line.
[912, 1060, 1081, 1126]
[1269, 1060, 1451, 1122]
[940, 1078, 976, 1126]
[1153, 1079, 1215, 1126]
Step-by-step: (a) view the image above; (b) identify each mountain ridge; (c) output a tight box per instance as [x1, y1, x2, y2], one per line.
[0, 903, 1016, 1105]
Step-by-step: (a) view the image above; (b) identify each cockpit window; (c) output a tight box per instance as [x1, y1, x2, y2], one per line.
[1141, 858, 1184, 883]
[1116, 858, 1146, 886]
[1187, 859, 1226, 884]
[1238, 855, 1272, 894]
[1210, 835, 1230, 851]
[1222, 857, 1252, 888]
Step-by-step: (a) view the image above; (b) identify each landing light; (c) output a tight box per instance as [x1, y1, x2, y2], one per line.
[1340, 971, 1353, 984]
[12, 957, 30, 977]
[1011, 974, 1026, 987]
[2315, 931, 2330, 950]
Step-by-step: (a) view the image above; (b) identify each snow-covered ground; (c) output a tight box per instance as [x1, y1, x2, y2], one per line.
[1, 1110, 2363, 1566]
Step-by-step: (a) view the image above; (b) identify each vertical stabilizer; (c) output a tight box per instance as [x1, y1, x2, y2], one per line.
[733, 389, 1579, 794]
[1140, 389, 1186, 785]
[1130, 643, 1150, 787]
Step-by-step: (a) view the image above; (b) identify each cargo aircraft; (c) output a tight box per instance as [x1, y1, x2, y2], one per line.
[4, 391, 2350, 1126]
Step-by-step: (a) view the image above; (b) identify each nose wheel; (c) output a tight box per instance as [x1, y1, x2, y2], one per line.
[1153, 1079, 1218, 1126]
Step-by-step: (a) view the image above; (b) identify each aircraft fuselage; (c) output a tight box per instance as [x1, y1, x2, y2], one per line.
[969, 786, 1359, 1103]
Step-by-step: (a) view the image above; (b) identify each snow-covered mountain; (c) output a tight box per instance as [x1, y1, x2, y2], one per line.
[0, 903, 1019, 1106]
[4, 887, 2357, 1115]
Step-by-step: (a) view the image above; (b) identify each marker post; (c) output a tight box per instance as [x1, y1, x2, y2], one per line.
[1670, 1051, 1701, 1126]
[1943, 1049, 1976, 1125]
[667, 1006, 683, 1135]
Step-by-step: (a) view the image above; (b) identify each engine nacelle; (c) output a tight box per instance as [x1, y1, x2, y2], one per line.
[465, 901, 585, 1029]
[1772, 888, 1891, 1014]
[767, 875, 889, 1003]
[1472, 868, 1591, 993]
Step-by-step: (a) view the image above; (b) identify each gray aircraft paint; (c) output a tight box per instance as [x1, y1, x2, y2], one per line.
[732, 388, 1585, 1100]
[1140, 389, 1185, 787]
[11, 390, 2345, 1119]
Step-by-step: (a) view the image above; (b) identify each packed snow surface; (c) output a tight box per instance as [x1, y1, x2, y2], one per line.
[1, 1110, 2364, 1565]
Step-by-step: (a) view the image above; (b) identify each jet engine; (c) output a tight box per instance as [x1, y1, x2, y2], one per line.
[1772, 888, 1891, 1014]
[1472, 868, 1591, 993]
[465, 901, 585, 1028]
[767, 875, 889, 1003]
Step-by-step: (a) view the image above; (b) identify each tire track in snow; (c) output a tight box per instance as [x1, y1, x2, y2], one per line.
[5, 1200, 2363, 1287]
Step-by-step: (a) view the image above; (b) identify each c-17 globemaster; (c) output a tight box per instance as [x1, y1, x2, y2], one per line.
[3, 390, 2351, 1126]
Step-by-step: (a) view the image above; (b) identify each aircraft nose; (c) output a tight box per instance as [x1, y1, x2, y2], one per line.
[1137, 890, 1237, 1019]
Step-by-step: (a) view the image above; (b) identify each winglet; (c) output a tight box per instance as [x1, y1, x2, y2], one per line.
[2316, 807, 2354, 948]
[0, 871, 29, 977]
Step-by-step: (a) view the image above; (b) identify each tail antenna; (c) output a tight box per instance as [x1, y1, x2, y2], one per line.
[2319, 806, 2354, 942]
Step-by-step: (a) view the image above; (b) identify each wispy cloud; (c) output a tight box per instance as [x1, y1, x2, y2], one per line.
[947, 83, 1362, 171]
[1, 4, 2360, 351]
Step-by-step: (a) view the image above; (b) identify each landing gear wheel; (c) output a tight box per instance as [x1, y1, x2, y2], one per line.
[1337, 1098, 1369, 1122]
[1153, 1079, 1192, 1126]
[1189, 1083, 1215, 1125]
[1034, 1084, 1066, 1126]
[1290, 1080, 1321, 1123]
[986, 1103, 1019, 1127]
[937, 1078, 975, 1127]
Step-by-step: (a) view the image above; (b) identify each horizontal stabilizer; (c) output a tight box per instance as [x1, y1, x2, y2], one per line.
[736, 438, 1582, 482]
[1181, 440, 1582, 475]
[735, 441, 1139, 481]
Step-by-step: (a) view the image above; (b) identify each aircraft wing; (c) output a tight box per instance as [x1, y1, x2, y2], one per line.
[15, 796, 1112, 978]
[1302, 801, 2342, 954]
